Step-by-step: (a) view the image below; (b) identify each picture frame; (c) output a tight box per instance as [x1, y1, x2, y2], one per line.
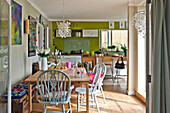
[11, 0, 22, 45]
[28, 15, 37, 57]
[119, 21, 125, 29]
[109, 21, 114, 29]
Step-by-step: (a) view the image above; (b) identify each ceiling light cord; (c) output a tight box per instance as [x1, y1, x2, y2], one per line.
[63, 0, 64, 20]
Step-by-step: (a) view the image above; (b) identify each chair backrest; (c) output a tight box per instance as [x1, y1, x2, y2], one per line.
[93, 63, 106, 77]
[92, 63, 106, 90]
[36, 69, 71, 105]
[102, 57, 113, 62]
[90, 67, 102, 93]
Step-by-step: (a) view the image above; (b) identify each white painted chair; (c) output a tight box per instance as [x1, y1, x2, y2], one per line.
[75, 67, 102, 113]
[36, 69, 74, 113]
[89, 63, 107, 104]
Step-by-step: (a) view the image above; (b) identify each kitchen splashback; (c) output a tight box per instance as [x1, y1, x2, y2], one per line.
[64, 40, 90, 53]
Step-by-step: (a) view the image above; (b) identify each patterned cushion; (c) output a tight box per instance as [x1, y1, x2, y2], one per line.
[16, 81, 35, 89]
[4, 88, 27, 99]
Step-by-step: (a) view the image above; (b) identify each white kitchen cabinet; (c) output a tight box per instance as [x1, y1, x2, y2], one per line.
[82, 29, 98, 37]
[56, 30, 71, 37]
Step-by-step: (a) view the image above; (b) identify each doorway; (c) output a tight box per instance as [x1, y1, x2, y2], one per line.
[99, 29, 128, 94]
[0, 0, 10, 113]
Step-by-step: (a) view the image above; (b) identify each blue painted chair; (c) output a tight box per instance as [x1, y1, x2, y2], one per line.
[76, 67, 102, 113]
[36, 69, 74, 113]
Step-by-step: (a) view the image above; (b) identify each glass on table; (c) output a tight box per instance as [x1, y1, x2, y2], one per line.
[81, 68, 86, 78]
[76, 69, 81, 78]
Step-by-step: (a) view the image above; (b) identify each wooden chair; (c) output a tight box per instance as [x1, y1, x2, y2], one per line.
[102, 57, 114, 82]
[36, 69, 74, 113]
[75, 67, 102, 113]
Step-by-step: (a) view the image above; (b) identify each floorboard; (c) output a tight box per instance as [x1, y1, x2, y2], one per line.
[30, 77, 145, 113]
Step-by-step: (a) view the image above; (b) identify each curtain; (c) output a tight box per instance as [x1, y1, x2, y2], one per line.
[151, 0, 170, 113]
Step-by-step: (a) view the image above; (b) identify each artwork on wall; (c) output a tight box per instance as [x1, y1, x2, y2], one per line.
[11, 0, 22, 45]
[109, 21, 114, 29]
[126, 21, 128, 29]
[119, 21, 125, 29]
[0, 0, 9, 45]
[28, 15, 37, 57]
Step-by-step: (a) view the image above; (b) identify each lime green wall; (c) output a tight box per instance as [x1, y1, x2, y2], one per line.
[52, 21, 127, 52]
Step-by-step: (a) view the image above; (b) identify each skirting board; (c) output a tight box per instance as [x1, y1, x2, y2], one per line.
[127, 90, 135, 95]
[135, 91, 146, 104]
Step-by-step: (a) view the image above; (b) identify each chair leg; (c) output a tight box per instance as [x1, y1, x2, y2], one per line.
[69, 100, 72, 113]
[94, 95, 100, 113]
[116, 69, 119, 83]
[100, 87, 107, 104]
[77, 93, 80, 111]
[111, 65, 115, 83]
[80, 94, 83, 103]
[62, 104, 65, 113]
[43, 104, 47, 113]
[91, 94, 94, 108]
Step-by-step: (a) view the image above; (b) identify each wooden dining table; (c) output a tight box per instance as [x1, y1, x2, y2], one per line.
[25, 68, 90, 113]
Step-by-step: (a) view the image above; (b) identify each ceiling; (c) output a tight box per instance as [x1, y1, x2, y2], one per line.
[27, 0, 145, 21]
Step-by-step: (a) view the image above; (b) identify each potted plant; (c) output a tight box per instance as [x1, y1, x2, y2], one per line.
[107, 45, 116, 51]
[37, 47, 50, 70]
[115, 42, 121, 52]
[121, 44, 128, 57]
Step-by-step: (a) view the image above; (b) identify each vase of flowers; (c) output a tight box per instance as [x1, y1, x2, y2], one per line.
[37, 47, 50, 71]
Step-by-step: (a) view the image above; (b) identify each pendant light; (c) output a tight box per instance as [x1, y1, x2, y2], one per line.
[57, 0, 71, 38]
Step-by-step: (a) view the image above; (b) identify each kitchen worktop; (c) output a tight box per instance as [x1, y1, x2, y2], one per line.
[60, 54, 127, 58]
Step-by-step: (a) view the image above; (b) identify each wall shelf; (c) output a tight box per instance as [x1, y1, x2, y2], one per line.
[71, 30, 82, 37]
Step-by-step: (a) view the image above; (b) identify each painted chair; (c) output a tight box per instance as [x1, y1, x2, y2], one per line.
[75, 67, 102, 113]
[90, 63, 107, 104]
[36, 69, 74, 113]
[80, 63, 107, 107]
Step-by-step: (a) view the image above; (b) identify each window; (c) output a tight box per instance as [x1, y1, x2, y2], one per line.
[100, 30, 128, 49]
[111, 30, 128, 46]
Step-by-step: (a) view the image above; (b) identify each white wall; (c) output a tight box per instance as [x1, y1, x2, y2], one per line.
[10, 0, 52, 85]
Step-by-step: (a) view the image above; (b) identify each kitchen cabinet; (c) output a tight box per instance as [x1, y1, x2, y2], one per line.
[55, 30, 71, 37]
[82, 29, 98, 37]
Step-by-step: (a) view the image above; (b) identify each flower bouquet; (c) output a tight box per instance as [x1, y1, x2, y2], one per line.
[36, 47, 50, 70]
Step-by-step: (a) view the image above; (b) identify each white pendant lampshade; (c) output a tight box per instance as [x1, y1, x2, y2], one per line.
[57, 0, 71, 38]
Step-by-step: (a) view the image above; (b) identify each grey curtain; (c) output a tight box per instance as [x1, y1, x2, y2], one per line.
[151, 0, 170, 113]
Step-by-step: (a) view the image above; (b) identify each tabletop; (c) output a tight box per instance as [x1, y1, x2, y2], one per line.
[25, 68, 89, 83]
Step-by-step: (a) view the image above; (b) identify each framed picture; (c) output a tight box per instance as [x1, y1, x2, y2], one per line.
[119, 21, 125, 29]
[11, 0, 22, 45]
[0, 0, 9, 45]
[126, 21, 128, 29]
[28, 16, 37, 57]
[109, 21, 114, 29]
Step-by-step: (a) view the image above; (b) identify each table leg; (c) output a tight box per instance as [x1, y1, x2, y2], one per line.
[28, 82, 32, 113]
[86, 83, 89, 113]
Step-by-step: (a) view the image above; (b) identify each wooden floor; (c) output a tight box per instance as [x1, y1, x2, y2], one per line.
[31, 84, 146, 113]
